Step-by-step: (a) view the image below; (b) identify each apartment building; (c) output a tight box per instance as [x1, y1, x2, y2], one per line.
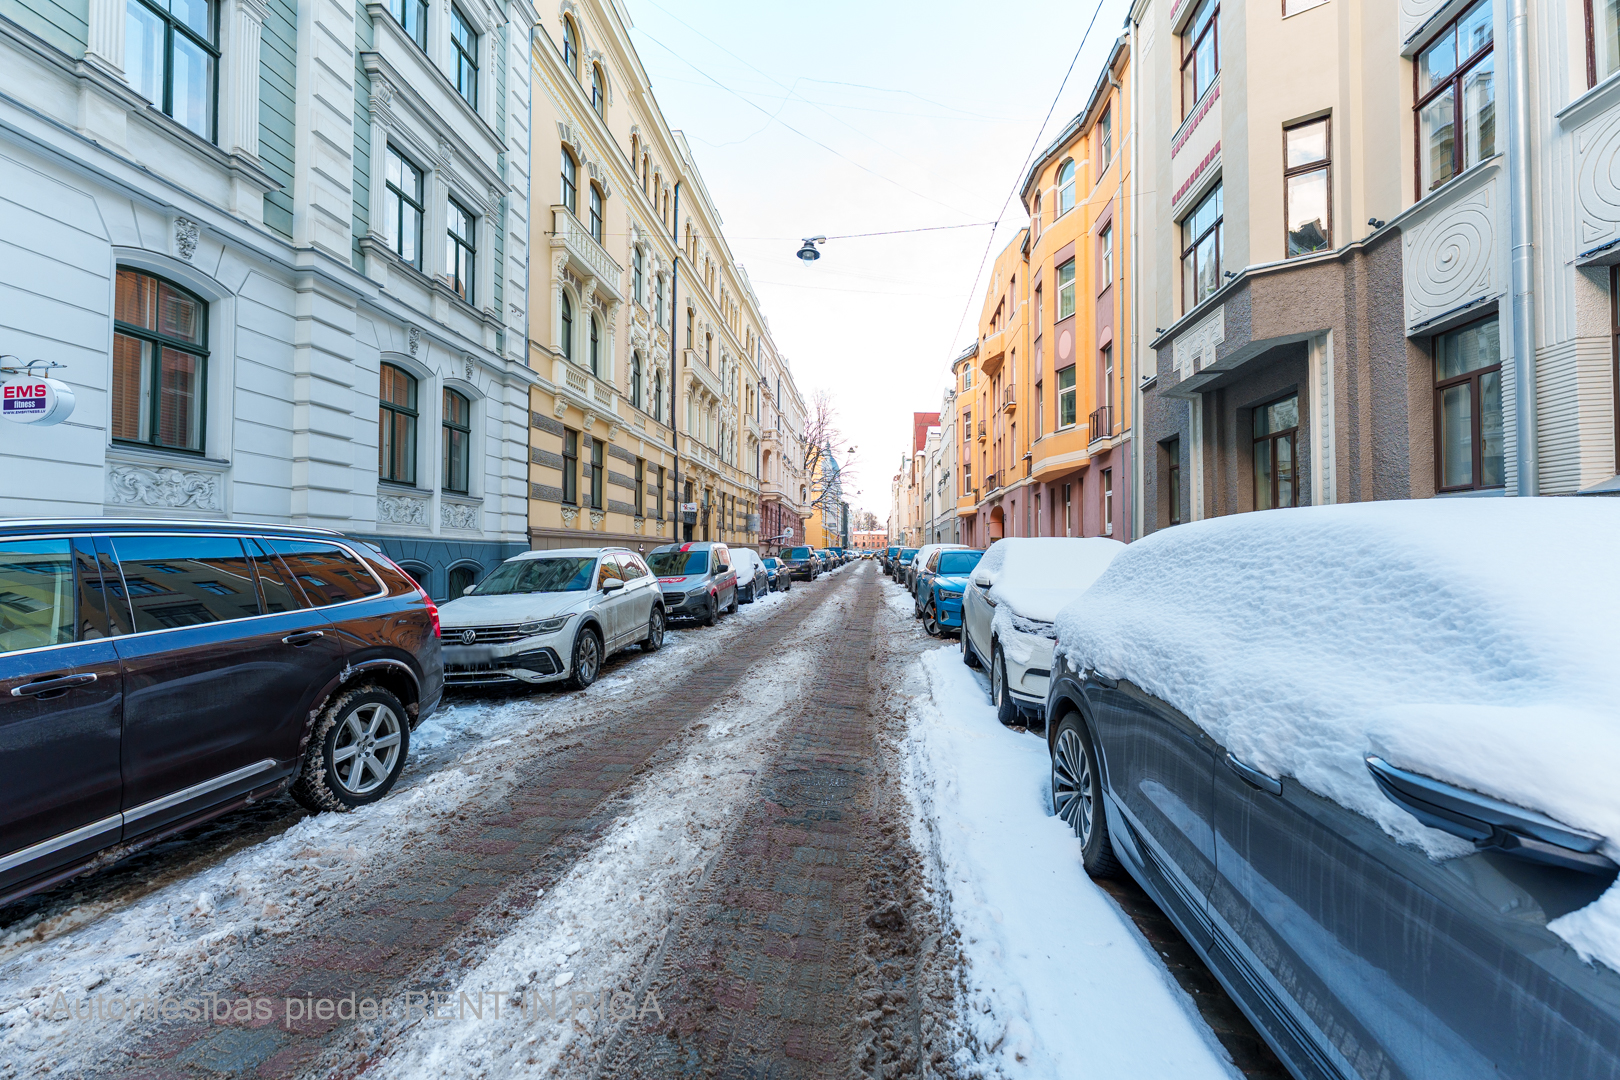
[527, 0, 799, 552]
[1133, 0, 1619, 533]
[758, 343, 809, 551]
[1, 0, 538, 597]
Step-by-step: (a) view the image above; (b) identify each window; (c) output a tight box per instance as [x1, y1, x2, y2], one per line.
[1100, 345, 1114, 411]
[125, 0, 216, 140]
[654, 273, 665, 324]
[0, 539, 75, 654]
[630, 352, 643, 409]
[389, 0, 426, 49]
[448, 564, 477, 598]
[1099, 226, 1113, 287]
[260, 539, 380, 606]
[1434, 317, 1504, 491]
[1033, 194, 1043, 237]
[653, 368, 663, 423]
[561, 148, 578, 214]
[1057, 159, 1076, 216]
[562, 14, 578, 74]
[1253, 394, 1300, 510]
[1103, 469, 1114, 536]
[1180, 182, 1224, 311]
[1099, 107, 1112, 166]
[385, 147, 424, 267]
[111, 535, 257, 630]
[633, 247, 645, 305]
[1285, 118, 1331, 255]
[113, 268, 208, 453]
[443, 388, 470, 494]
[445, 198, 475, 303]
[1057, 366, 1077, 427]
[1063, 482, 1073, 535]
[450, 6, 478, 109]
[589, 315, 600, 376]
[560, 291, 573, 363]
[634, 459, 645, 516]
[1416, 0, 1494, 195]
[1592, 0, 1620, 85]
[562, 428, 579, 504]
[589, 437, 604, 510]
[1034, 381, 1044, 438]
[1180, 0, 1219, 118]
[1057, 258, 1076, 319]
[1165, 439, 1182, 525]
[589, 184, 604, 243]
[379, 363, 418, 485]
[591, 63, 605, 115]
[653, 465, 665, 519]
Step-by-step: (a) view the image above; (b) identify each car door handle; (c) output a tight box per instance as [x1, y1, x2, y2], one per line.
[1225, 752, 1283, 796]
[281, 631, 325, 647]
[11, 673, 97, 697]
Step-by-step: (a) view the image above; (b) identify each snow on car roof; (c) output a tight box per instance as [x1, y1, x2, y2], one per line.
[1053, 497, 1620, 970]
[980, 536, 1125, 623]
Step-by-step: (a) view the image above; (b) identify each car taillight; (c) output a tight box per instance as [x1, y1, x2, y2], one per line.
[379, 553, 440, 638]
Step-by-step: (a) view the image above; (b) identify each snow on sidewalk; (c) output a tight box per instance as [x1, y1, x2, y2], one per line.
[902, 646, 1238, 1080]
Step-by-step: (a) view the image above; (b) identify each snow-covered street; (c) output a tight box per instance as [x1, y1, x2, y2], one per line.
[0, 561, 1279, 1080]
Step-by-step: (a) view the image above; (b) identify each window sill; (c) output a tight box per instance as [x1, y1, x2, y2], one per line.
[108, 442, 221, 467]
[378, 480, 425, 492]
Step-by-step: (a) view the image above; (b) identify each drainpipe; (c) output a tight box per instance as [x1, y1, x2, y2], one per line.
[1128, 15, 1146, 539]
[1507, 0, 1537, 495]
[670, 181, 683, 535]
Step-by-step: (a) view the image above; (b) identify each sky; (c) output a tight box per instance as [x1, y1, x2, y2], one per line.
[621, 0, 1133, 518]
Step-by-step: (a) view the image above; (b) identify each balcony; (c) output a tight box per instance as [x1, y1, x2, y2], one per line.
[550, 206, 624, 301]
[1088, 404, 1114, 444]
[983, 471, 1001, 493]
[1002, 384, 1016, 413]
[551, 359, 619, 419]
[976, 420, 987, 442]
[683, 348, 721, 400]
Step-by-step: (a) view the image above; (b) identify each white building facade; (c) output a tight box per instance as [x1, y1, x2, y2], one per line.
[0, 0, 537, 598]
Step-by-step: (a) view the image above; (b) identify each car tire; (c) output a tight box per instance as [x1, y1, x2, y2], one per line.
[1051, 712, 1121, 878]
[289, 684, 410, 813]
[702, 598, 717, 627]
[991, 645, 1019, 727]
[566, 626, 603, 690]
[727, 588, 739, 615]
[962, 628, 981, 669]
[642, 606, 665, 652]
[922, 601, 941, 637]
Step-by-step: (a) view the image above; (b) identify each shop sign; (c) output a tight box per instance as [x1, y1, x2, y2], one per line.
[2, 376, 75, 426]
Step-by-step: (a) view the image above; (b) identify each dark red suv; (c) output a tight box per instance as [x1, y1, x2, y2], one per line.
[0, 520, 443, 907]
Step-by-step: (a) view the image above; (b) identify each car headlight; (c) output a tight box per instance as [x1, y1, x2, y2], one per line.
[938, 588, 962, 600]
[527, 616, 572, 634]
[1010, 614, 1058, 640]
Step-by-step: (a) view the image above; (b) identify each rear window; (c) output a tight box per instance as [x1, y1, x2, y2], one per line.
[110, 535, 261, 631]
[258, 539, 381, 606]
[901, 549, 919, 559]
[937, 551, 984, 575]
[787, 547, 812, 559]
[648, 549, 709, 576]
[0, 538, 75, 653]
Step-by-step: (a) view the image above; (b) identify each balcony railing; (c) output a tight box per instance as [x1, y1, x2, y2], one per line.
[1089, 404, 1113, 442]
[976, 420, 987, 441]
[983, 471, 1000, 492]
[550, 206, 623, 299]
[1002, 385, 1016, 412]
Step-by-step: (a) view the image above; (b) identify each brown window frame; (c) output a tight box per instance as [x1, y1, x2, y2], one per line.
[1432, 316, 1505, 493]
[562, 428, 579, 505]
[1180, 0, 1220, 120]
[1412, 0, 1494, 200]
[1283, 116, 1332, 257]
[1163, 438, 1182, 526]
[1252, 393, 1301, 510]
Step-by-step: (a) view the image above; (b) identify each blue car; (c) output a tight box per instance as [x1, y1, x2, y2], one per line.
[919, 549, 984, 637]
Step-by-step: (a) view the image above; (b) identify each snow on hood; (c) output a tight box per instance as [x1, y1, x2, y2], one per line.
[1053, 498, 1620, 969]
[439, 591, 591, 627]
[982, 537, 1125, 623]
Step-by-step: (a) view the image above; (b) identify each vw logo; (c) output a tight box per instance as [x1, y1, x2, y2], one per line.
[460, 629, 477, 645]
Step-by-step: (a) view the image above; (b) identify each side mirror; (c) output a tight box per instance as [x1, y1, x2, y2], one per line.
[971, 568, 993, 588]
[462, 585, 476, 596]
[602, 578, 625, 593]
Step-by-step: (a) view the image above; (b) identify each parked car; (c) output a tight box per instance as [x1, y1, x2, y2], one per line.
[892, 547, 920, 582]
[0, 520, 443, 908]
[730, 547, 770, 603]
[818, 549, 838, 572]
[761, 556, 792, 592]
[781, 545, 820, 582]
[647, 542, 738, 625]
[1045, 498, 1620, 1080]
[440, 547, 663, 692]
[916, 548, 983, 634]
[908, 542, 968, 603]
[961, 537, 1123, 726]
[882, 545, 900, 573]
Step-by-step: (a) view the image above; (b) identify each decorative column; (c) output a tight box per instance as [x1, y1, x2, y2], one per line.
[84, 0, 126, 77]
[224, 0, 269, 158]
[604, 299, 621, 386]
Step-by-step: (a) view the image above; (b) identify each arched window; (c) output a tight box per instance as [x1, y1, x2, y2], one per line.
[633, 247, 644, 305]
[1057, 159, 1076, 215]
[399, 562, 433, 594]
[112, 267, 208, 452]
[1033, 193, 1043, 236]
[448, 564, 478, 598]
[705, 331, 712, 366]
[589, 314, 600, 376]
[653, 368, 663, 423]
[560, 291, 573, 362]
[561, 148, 578, 214]
[630, 352, 642, 409]
[442, 388, 470, 493]
[591, 63, 605, 115]
[630, 135, 639, 174]
[379, 363, 418, 484]
[562, 15, 578, 75]
[641, 154, 650, 191]
[589, 183, 603, 243]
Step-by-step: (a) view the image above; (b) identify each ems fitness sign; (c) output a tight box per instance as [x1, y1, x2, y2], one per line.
[2, 376, 75, 426]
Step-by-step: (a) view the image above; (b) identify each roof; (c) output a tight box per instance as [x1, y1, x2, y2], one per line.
[1018, 32, 1131, 209]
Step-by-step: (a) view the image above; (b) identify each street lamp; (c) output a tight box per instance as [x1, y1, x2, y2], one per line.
[796, 237, 826, 262]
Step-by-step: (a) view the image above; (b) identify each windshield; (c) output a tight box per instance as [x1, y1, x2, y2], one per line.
[787, 547, 812, 559]
[901, 549, 919, 560]
[937, 551, 984, 575]
[762, 558, 780, 568]
[648, 549, 709, 576]
[474, 557, 595, 594]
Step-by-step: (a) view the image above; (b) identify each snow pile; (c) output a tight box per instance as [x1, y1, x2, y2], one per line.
[982, 537, 1125, 622]
[1054, 498, 1620, 967]
[901, 648, 1236, 1079]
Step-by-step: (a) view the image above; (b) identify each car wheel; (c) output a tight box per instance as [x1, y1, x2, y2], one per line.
[727, 588, 739, 615]
[962, 628, 981, 669]
[991, 645, 1019, 726]
[642, 606, 665, 652]
[290, 684, 409, 812]
[567, 627, 602, 690]
[702, 597, 717, 627]
[922, 602, 941, 637]
[1052, 713, 1121, 877]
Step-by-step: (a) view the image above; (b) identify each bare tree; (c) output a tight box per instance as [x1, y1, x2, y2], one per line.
[853, 509, 881, 532]
[802, 390, 856, 522]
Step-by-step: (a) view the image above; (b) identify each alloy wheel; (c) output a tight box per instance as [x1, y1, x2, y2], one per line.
[1053, 727, 1094, 845]
[992, 650, 1004, 704]
[645, 607, 665, 650]
[576, 632, 601, 682]
[331, 702, 403, 796]
[922, 603, 940, 636]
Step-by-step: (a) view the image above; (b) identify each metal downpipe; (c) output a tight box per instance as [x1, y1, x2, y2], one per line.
[1507, 0, 1537, 495]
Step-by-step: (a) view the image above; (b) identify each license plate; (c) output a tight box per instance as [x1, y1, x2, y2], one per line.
[444, 644, 499, 663]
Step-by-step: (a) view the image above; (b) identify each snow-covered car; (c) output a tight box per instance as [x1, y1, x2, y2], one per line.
[919, 548, 984, 637]
[439, 547, 662, 691]
[730, 547, 769, 603]
[961, 537, 1124, 725]
[647, 541, 739, 625]
[1045, 498, 1620, 1080]
[907, 542, 969, 610]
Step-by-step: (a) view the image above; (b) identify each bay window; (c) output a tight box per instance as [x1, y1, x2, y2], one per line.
[1416, 0, 1494, 195]
[1057, 366, 1077, 428]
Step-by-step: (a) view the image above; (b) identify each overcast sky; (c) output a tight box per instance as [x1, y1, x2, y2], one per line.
[622, 0, 1132, 518]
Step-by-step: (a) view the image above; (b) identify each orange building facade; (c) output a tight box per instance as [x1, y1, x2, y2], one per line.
[956, 36, 1133, 546]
